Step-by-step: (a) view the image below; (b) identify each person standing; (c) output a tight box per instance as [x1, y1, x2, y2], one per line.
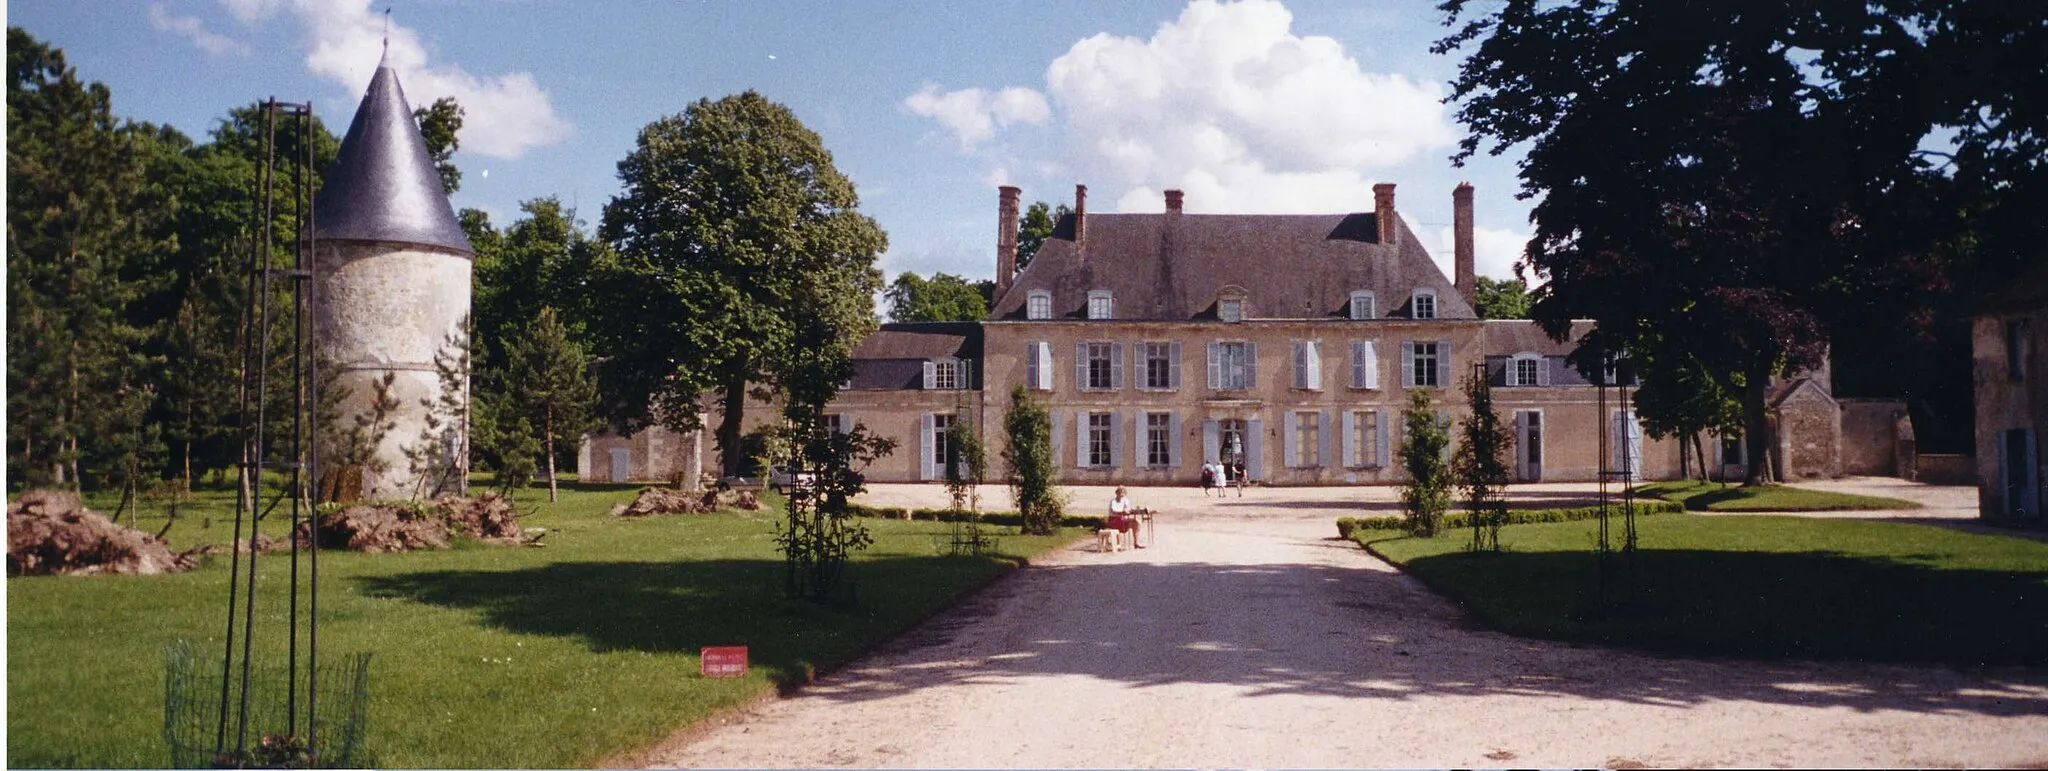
[1200, 460, 1218, 496]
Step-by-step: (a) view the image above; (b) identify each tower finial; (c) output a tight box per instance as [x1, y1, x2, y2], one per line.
[381, 8, 390, 63]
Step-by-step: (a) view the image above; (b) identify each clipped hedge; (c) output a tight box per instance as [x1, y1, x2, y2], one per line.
[845, 502, 1106, 529]
[1336, 500, 1685, 539]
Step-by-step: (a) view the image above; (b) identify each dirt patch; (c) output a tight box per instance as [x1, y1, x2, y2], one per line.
[304, 504, 450, 553]
[615, 487, 708, 518]
[437, 492, 521, 542]
[8, 490, 194, 575]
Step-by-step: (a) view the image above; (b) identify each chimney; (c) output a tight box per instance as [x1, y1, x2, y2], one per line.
[1164, 189, 1184, 213]
[1454, 182, 1476, 308]
[1074, 183, 1088, 249]
[996, 185, 1021, 298]
[1373, 183, 1397, 246]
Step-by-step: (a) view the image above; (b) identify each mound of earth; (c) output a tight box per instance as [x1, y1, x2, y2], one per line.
[8, 490, 194, 576]
[615, 487, 708, 517]
[304, 504, 450, 553]
[437, 492, 521, 542]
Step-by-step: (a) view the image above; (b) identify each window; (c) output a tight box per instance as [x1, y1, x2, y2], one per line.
[1508, 353, 1545, 387]
[1293, 411, 1321, 467]
[1025, 341, 1053, 390]
[1084, 342, 1115, 390]
[1292, 340, 1322, 390]
[1088, 289, 1114, 320]
[2009, 319, 2028, 380]
[1349, 290, 1376, 320]
[1146, 412, 1172, 467]
[1406, 341, 1442, 387]
[1219, 299, 1243, 323]
[1211, 341, 1255, 390]
[923, 358, 969, 390]
[1143, 342, 1178, 390]
[1219, 419, 1248, 464]
[1027, 290, 1052, 320]
[1412, 289, 1436, 319]
[931, 413, 954, 474]
[1087, 412, 1113, 467]
[1349, 410, 1381, 467]
[1350, 341, 1379, 389]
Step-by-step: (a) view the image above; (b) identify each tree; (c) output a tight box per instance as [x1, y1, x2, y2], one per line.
[1014, 201, 1068, 273]
[1453, 369, 1514, 552]
[1436, 1, 1957, 484]
[503, 306, 598, 502]
[1003, 386, 1062, 535]
[1396, 389, 1451, 537]
[596, 91, 886, 475]
[414, 96, 463, 194]
[885, 271, 989, 323]
[1628, 342, 1743, 480]
[1472, 276, 1530, 320]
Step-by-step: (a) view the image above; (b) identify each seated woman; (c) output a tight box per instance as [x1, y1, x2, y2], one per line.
[1107, 486, 1146, 548]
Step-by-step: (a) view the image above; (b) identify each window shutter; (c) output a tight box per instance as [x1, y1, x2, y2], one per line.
[1169, 412, 1183, 467]
[1306, 342, 1322, 389]
[1076, 413, 1090, 468]
[1440, 341, 1453, 382]
[1110, 343, 1125, 390]
[1075, 342, 1089, 390]
[1111, 412, 1126, 468]
[1627, 413, 1643, 476]
[922, 361, 937, 390]
[1246, 341, 1259, 387]
[1376, 411, 1390, 467]
[1537, 356, 1552, 387]
[1351, 342, 1366, 388]
[919, 413, 936, 480]
[1363, 341, 1380, 389]
[959, 359, 974, 390]
[1038, 342, 1054, 390]
[1401, 342, 1415, 389]
[1342, 410, 1357, 467]
[1203, 419, 1220, 463]
[1168, 342, 1183, 389]
[1207, 343, 1222, 389]
[1318, 411, 1332, 468]
[1282, 412, 1299, 468]
[1245, 416, 1264, 481]
[1049, 411, 1062, 468]
[1513, 411, 1529, 479]
[1293, 341, 1308, 389]
[1134, 413, 1149, 468]
[1025, 343, 1041, 391]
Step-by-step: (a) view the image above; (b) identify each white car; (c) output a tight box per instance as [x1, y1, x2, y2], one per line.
[768, 465, 816, 495]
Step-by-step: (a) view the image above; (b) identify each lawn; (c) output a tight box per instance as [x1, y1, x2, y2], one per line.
[1361, 515, 2048, 665]
[1635, 479, 1921, 511]
[8, 482, 1079, 768]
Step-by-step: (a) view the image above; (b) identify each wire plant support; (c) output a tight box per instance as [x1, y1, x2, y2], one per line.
[165, 98, 372, 769]
[1593, 354, 1641, 612]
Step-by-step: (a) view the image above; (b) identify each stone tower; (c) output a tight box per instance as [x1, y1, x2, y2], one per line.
[314, 58, 473, 500]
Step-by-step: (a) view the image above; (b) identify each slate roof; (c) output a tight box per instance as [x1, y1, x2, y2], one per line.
[988, 211, 1474, 321]
[314, 61, 473, 254]
[848, 322, 982, 391]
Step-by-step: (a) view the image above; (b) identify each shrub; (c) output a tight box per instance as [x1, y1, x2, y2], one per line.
[1344, 500, 1685, 536]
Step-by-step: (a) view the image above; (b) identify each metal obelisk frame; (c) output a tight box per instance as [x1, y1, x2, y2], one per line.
[1594, 354, 1641, 610]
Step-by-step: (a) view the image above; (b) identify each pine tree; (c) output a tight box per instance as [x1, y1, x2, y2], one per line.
[503, 307, 597, 502]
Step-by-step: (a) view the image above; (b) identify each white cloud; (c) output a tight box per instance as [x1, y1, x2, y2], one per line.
[1426, 225, 1530, 281]
[216, 0, 570, 159]
[904, 84, 1051, 149]
[149, 2, 250, 56]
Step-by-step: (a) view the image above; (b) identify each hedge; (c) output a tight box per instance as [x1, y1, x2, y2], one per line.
[845, 502, 1107, 529]
[1336, 500, 1685, 539]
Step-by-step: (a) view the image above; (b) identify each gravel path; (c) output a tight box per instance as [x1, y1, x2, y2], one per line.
[636, 481, 2048, 768]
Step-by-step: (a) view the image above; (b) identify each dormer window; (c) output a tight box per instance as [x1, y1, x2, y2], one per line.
[1087, 289, 1114, 320]
[1412, 288, 1437, 319]
[1508, 352, 1547, 387]
[1349, 290, 1376, 320]
[1219, 300, 1243, 323]
[923, 358, 970, 390]
[1027, 290, 1052, 320]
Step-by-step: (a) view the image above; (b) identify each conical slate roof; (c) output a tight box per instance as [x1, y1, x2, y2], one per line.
[314, 62, 472, 254]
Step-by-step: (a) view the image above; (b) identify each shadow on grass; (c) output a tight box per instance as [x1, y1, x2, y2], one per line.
[1392, 546, 2048, 667]
[355, 554, 1025, 690]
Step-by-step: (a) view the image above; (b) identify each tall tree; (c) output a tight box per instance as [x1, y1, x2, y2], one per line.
[1003, 386, 1061, 535]
[1453, 369, 1514, 552]
[414, 96, 463, 194]
[503, 306, 598, 502]
[1396, 389, 1452, 537]
[1472, 276, 1530, 320]
[596, 90, 886, 475]
[1437, 1, 1955, 484]
[885, 271, 989, 323]
[1014, 201, 1068, 273]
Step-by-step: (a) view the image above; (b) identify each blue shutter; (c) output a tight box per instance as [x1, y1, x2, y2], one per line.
[922, 361, 937, 390]
[1203, 419, 1220, 463]
[1246, 342, 1259, 388]
[1169, 412, 1183, 468]
[1342, 410, 1357, 467]
[1169, 342, 1183, 389]
[1351, 341, 1366, 389]
[1110, 343, 1125, 390]
[1207, 343, 1221, 389]
[919, 413, 936, 480]
[1400, 342, 1415, 388]
[1025, 343, 1040, 391]
[1245, 416, 1265, 481]
[1077, 412, 1091, 468]
[1282, 412, 1298, 468]
[1075, 342, 1089, 391]
[1110, 412, 1124, 468]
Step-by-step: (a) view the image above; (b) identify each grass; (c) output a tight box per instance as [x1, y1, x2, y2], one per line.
[1635, 479, 1921, 511]
[1360, 515, 2048, 665]
[8, 481, 1081, 768]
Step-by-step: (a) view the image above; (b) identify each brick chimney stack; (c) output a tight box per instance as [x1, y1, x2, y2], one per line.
[996, 185, 1021, 298]
[1373, 183, 1397, 246]
[1073, 184, 1089, 250]
[1165, 189, 1184, 213]
[1454, 182, 1475, 308]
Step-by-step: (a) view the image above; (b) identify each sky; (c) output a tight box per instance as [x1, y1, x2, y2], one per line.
[9, 0, 1539, 288]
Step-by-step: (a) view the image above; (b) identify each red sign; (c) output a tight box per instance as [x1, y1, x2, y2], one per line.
[700, 646, 748, 678]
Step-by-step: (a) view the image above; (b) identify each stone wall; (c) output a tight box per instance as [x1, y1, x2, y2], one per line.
[1776, 386, 1841, 479]
[1838, 398, 1908, 476]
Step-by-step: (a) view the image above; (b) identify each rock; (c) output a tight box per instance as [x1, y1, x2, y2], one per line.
[7, 490, 194, 575]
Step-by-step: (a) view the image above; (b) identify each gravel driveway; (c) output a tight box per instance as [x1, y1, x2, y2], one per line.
[636, 481, 2048, 768]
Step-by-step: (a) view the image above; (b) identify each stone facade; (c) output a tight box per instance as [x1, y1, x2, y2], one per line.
[1973, 262, 2046, 525]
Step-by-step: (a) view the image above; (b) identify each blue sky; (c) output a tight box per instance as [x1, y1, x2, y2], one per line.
[10, 0, 1537, 286]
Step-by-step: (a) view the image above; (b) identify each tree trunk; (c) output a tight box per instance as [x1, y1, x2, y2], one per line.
[1693, 433, 1710, 481]
[717, 368, 748, 478]
[545, 406, 559, 503]
[1678, 435, 1693, 480]
[1742, 361, 1775, 486]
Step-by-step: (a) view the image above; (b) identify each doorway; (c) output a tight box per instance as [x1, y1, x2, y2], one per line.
[1516, 410, 1542, 482]
[610, 447, 631, 483]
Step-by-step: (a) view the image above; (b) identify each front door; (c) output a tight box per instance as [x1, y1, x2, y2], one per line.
[1516, 410, 1542, 481]
[610, 448, 631, 483]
